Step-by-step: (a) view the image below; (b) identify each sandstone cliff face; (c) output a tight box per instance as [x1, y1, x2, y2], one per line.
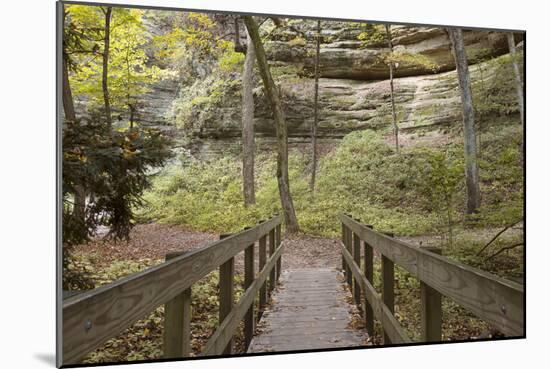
[198, 55, 518, 140]
[135, 19, 522, 142]
[265, 21, 512, 80]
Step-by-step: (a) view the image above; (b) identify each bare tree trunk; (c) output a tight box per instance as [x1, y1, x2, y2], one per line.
[243, 16, 299, 233]
[507, 33, 525, 167]
[62, 57, 76, 125]
[310, 20, 321, 192]
[475, 63, 486, 157]
[385, 24, 399, 153]
[129, 104, 135, 128]
[102, 6, 112, 127]
[242, 31, 256, 206]
[448, 28, 481, 214]
[507, 34, 524, 126]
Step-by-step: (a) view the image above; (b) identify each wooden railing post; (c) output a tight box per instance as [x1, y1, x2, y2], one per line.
[381, 232, 395, 345]
[353, 232, 361, 308]
[268, 228, 276, 293]
[244, 227, 255, 349]
[345, 224, 353, 288]
[218, 233, 234, 354]
[275, 223, 282, 281]
[342, 224, 350, 280]
[163, 251, 192, 358]
[341, 223, 347, 272]
[258, 225, 267, 320]
[363, 228, 374, 336]
[421, 246, 443, 342]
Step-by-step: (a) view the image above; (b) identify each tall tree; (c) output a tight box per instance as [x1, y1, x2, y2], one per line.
[448, 28, 481, 214]
[70, 7, 160, 124]
[310, 20, 321, 192]
[385, 24, 399, 153]
[62, 7, 86, 231]
[62, 58, 76, 125]
[507, 33, 524, 126]
[62, 4, 172, 244]
[243, 16, 299, 232]
[242, 29, 256, 206]
[102, 6, 112, 126]
[507, 33, 524, 166]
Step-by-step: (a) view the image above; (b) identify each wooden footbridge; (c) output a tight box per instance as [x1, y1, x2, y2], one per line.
[60, 214, 524, 365]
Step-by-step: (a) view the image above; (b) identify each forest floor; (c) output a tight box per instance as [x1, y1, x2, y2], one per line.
[74, 219, 524, 276]
[73, 223, 217, 266]
[72, 222, 523, 363]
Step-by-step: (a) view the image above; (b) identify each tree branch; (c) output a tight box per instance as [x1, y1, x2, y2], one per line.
[484, 243, 524, 261]
[476, 219, 523, 256]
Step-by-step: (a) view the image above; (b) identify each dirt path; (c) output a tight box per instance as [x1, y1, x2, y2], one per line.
[281, 234, 341, 270]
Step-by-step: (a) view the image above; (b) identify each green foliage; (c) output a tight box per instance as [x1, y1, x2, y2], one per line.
[411, 147, 465, 246]
[287, 36, 307, 47]
[218, 50, 245, 73]
[168, 74, 241, 131]
[152, 12, 233, 81]
[63, 250, 96, 290]
[138, 156, 276, 233]
[449, 232, 524, 278]
[71, 254, 249, 362]
[62, 5, 174, 296]
[357, 24, 386, 46]
[67, 6, 162, 118]
[62, 117, 172, 245]
[158, 12, 245, 133]
[384, 51, 439, 73]
[466, 47, 494, 64]
[356, 23, 439, 72]
[139, 125, 523, 239]
[307, 131, 445, 236]
[152, 12, 219, 60]
[471, 124, 524, 227]
[471, 54, 522, 118]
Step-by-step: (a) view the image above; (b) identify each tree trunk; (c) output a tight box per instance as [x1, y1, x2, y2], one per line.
[507, 33, 525, 167]
[242, 31, 256, 206]
[385, 24, 399, 153]
[310, 20, 321, 192]
[61, 6, 76, 124]
[102, 6, 112, 127]
[243, 16, 299, 233]
[475, 63, 486, 157]
[448, 28, 481, 214]
[507, 33, 524, 126]
[62, 57, 76, 125]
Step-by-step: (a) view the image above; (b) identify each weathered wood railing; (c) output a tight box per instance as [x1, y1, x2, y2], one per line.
[339, 213, 524, 344]
[62, 215, 283, 365]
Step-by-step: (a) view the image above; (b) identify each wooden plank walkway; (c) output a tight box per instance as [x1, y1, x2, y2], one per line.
[248, 268, 369, 353]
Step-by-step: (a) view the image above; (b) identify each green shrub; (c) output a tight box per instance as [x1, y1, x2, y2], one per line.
[138, 128, 523, 238]
[288, 36, 307, 47]
[218, 49, 245, 73]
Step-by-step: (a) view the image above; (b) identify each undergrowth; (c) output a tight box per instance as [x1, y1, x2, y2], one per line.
[139, 125, 523, 239]
[75, 257, 246, 363]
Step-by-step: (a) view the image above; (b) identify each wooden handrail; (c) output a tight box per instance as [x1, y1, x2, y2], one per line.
[201, 240, 284, 355]
[339, 214, 524, 340]
[340, 243, 411, 343]
[62, 215, 282, 365]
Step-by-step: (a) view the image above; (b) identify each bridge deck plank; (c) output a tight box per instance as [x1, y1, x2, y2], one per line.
[248, 268, 369, 353]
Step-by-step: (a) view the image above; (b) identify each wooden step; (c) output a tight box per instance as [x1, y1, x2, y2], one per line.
[248, 268, 368, 353]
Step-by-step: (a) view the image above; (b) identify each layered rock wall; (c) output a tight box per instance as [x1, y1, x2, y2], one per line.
[134, 19, 522, 140]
